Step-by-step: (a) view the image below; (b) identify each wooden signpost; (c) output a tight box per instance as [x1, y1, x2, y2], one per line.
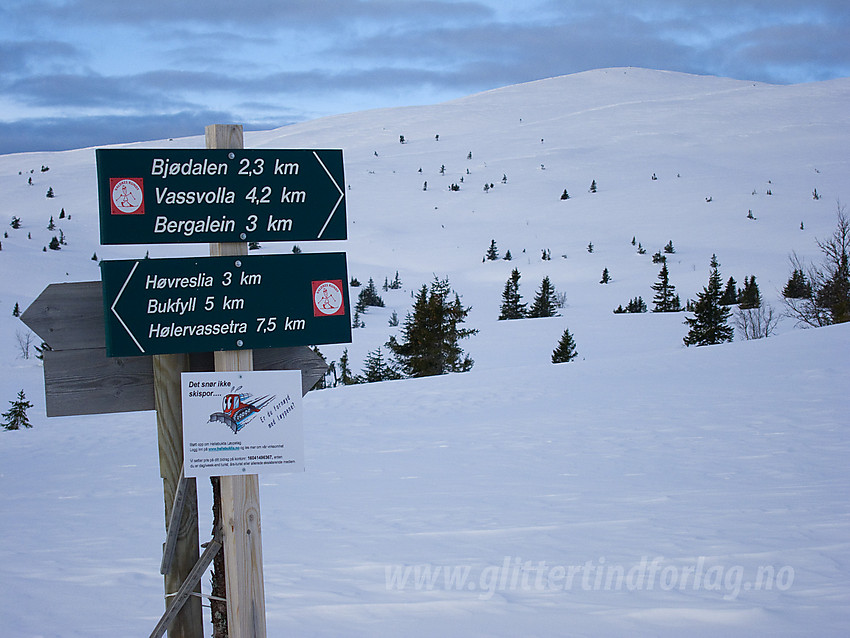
[23, 124, 351, 638]
[206, 124, 266, 638]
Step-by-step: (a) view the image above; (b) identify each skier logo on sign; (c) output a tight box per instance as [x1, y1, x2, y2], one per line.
[312, 280, 345, 316]
[109, 177, 144, 215]
[208, 389, 274, 433]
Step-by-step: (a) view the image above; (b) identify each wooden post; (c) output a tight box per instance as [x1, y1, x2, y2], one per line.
[153, 352, 203, 638]
[206, 124, 268, 638]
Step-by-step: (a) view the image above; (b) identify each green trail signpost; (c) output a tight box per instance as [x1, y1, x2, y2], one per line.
[96, 149, 346, 244]
[101, 252, 351, 357]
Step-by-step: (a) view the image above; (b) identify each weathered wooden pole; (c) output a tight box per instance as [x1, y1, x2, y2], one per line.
[206, 123, 268, 638]
[153, 352, 203, 637]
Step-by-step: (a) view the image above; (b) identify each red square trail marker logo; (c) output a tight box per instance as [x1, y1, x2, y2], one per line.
[313, 280, 345, 316]
[110, 177, 144, 215]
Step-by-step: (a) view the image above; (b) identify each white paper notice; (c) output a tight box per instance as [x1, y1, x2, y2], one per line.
[181, 370, 304, 478]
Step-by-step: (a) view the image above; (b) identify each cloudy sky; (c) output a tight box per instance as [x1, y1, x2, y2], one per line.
[1, 0, 848, 155]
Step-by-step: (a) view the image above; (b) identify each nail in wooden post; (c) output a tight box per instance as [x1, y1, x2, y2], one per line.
[206, 123, 268, 638]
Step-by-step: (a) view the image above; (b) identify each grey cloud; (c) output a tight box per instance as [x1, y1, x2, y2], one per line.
[732, 22, 850, 68]
[335, 6, 850, 85]
[0, 110, 249, 155]
[335, 17, 694, 85]
[7, 72, 199, 110]
[25, 0, 493, 28]
[0, 41, 84, 75]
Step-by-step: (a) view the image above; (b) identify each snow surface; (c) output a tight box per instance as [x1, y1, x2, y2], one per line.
[1, 67, 849, 636]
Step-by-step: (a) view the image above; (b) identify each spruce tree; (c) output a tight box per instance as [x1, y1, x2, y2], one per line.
[359, 347, 400, 383]
[783, 268, 812, 299]
[720, 276, 739, 306]
[356, 277, 384, 312]
[338, 349, 357, 385]
[485, 239, 499, 261]
[651, 263, 681, 312]
[2, 390, 33, 430]
[600, 268, 610, 284]
[551, 328, 578, 363]
[625, 296, 647, 313]
[739, 276, 762, 309]
[386, 277, 477, 377]
[528, 276, 560, 318]
[12, 302, 20, 317]
[498, 268, 527, 320]
[683, 255, 734, 346]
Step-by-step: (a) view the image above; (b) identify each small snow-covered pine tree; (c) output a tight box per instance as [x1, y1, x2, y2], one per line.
[651, 263, 681, 312]
[356, 278, 384, 312]
[498, 268, 526, 320]
[338, 349, 356, 385]
[783, 269, 811, 299]
[529, 276, 560, 318]
[683, 254, 734, 346]
[485, 239, 499, 261]
[720, 276, 739, 306]
[386, 277, 477, 377]
[2, 390, 33, 430]
[738, 275, 762, 309]
[551, 328, 578, 363]
[359, 347, 400, 383]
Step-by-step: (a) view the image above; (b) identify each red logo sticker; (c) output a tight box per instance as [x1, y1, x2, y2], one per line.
[110, 177, 144, 215]
[312, 280, 345, 317]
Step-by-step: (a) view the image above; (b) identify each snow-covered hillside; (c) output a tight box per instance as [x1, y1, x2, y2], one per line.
[1, 68, 848, 636]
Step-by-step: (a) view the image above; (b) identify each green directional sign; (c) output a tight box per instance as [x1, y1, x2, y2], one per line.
[96, 149, 346, 245]
[100, 253, 351, 357]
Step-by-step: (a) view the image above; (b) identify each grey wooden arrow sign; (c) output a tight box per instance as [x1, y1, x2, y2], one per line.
[21, 281, 328, 417]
